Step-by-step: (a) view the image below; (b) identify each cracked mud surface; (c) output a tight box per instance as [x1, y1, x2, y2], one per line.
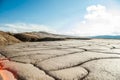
[1, 39, 120, 80]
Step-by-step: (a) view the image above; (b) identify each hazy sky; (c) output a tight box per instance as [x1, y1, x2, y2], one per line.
[0, 0, 120, 36]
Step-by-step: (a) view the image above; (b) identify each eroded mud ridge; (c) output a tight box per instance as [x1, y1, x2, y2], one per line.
[1, 39, 120, 80]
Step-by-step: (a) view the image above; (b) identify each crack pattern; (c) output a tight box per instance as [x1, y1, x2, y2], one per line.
[1, 39, 120, 80]
[51, 57, 120, 71]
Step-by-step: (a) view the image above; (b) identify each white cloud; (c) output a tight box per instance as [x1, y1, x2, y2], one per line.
[1, 5, 120, 36]
[0, 23, 56, 33]
[65, 4, 120, 36]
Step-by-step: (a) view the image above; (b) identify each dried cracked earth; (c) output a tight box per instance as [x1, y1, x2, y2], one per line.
[0, 39, 120, 80]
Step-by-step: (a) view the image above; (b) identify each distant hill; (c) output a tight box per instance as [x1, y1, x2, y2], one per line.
[13, 31, 91, 42]
[0, 30, 91, 46]
[92, 35, 120, 39]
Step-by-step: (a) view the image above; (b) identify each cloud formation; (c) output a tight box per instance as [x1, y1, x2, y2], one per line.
[66, 4, 120, 36]
[1, 4, 120, 37]
[0, 23, 56, 33]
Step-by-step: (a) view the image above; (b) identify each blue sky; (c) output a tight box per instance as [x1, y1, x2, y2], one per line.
[0, 0, 120, 36]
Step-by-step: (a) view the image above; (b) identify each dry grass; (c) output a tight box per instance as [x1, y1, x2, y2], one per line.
[0, 31, 21, 46]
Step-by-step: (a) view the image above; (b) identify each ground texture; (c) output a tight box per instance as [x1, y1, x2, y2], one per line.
[0, 39, 120, 80]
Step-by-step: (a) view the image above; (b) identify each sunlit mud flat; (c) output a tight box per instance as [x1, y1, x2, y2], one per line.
[0, 39, 120, 80]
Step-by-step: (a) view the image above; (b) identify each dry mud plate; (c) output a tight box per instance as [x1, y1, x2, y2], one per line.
[0, 39, 120, 80]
